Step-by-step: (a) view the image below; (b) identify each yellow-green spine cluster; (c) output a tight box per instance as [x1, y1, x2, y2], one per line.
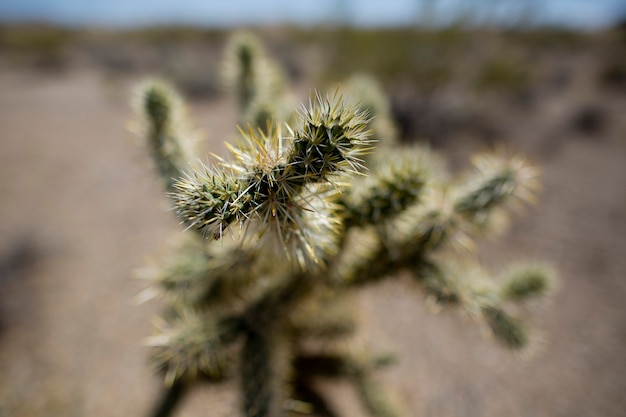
[172, 93, 371, 260]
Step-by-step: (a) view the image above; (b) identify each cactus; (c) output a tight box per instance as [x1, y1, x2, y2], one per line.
[134, 32, 555, 417]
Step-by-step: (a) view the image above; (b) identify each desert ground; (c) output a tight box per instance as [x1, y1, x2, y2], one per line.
[0, 26, 625, 417]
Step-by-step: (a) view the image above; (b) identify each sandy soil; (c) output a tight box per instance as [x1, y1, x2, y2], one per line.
[0, 32, 625, 417]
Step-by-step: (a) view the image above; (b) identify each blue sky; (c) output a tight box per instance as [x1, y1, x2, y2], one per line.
[0, 0, 624, 29]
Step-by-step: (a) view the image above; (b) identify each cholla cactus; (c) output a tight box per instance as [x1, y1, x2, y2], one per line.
[135, 32, 555, 417]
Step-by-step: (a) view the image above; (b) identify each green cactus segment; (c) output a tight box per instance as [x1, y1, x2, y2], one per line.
[144, 82, 174, 133]
[235, 38, 256, 113]
[139, 80, 193, 191]
[222, 31, 288, 129]
[241, 330, 288, 417]
[240, 299, 293, 417]
[339, 150, 427, 227]
[146, 310, 236, 386]
[408, 209, 458, 251]
[154, 245, 213, 302]
[455, 170, 515, 215]
[418, 262, 462, 305]
[286, 92, 373, 185]
[223, 31, 261, 114]
[173, 169, 253, 239]
[500, 263, 555, 301]
[454, 153, 539, 231]
[482, 306, 528, 349]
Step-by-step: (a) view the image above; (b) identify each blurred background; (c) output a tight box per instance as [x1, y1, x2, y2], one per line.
[1, 1, 625, 416]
